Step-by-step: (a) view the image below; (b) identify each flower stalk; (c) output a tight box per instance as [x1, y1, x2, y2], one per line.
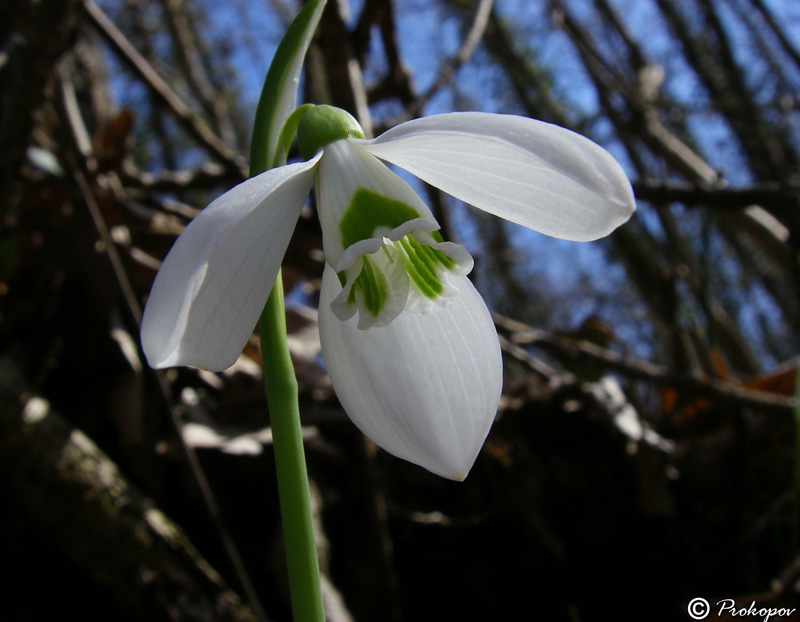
[249, 1, 326, 620]
[258, 279, 324, 622]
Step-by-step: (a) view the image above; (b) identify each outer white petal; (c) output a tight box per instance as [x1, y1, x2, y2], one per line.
[141, 155, 321, 371]
[356, 112, 635, 241]
[319, 265, 502, 480]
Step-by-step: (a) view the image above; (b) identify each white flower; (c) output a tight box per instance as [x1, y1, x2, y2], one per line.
[140, 106, 635, 479]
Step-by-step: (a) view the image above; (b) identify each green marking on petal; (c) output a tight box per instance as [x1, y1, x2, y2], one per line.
[399, 244, 441, 299]
[349, 256, 388, 317]
[419, 239, 456, 271]
[399, 238, 438, 293]
[336, 229, 462, 323]
[340, 188, 420, 249]
[395, 235, 456, 300]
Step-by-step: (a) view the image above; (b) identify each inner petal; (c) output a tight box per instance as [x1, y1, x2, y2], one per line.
[331, 242, 409, 330]
[398, 234, 452, 299]
[332, 233, 473, 329]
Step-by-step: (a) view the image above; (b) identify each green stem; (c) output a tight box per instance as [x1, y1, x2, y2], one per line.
[259, 277, 325, 622]
[246, 2, 326, 618]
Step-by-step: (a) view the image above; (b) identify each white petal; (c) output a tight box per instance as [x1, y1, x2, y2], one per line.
[141, 155, 320, 370]
[315, 140, 439, 269]
[357, 112, 635, 241]
[319, 265, 502, 480]
[330, 251, 410, 330]
[401, 231, 473, 316]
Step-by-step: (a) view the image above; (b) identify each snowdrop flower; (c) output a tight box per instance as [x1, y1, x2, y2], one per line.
[141, 105, 634, 479]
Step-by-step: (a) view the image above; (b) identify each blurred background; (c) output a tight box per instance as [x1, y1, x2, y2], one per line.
[2, 0, 799, 620]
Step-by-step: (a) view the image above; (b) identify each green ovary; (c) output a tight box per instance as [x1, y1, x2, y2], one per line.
[297, 105, 365, 160]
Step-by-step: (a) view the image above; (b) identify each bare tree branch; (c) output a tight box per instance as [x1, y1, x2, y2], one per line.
[494, 313, 798, 416]
[633, 179, 800, 211]
[81, 0, 246, 175]
[159, 0, 237, 145]
[408, 0, 493, 116]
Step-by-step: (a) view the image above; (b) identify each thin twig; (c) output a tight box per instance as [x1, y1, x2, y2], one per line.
[121, 161, 233, 192]
[81, 0, 246, 176]
[59, 72, 143, 325]
[408, 0, 493, 116]
[748, 0, 800, 72]
[494, 314, 798, 416]
[159, 0, 237, 145]
[497, 335, 559, 381]
[633, 178, 800, 210]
